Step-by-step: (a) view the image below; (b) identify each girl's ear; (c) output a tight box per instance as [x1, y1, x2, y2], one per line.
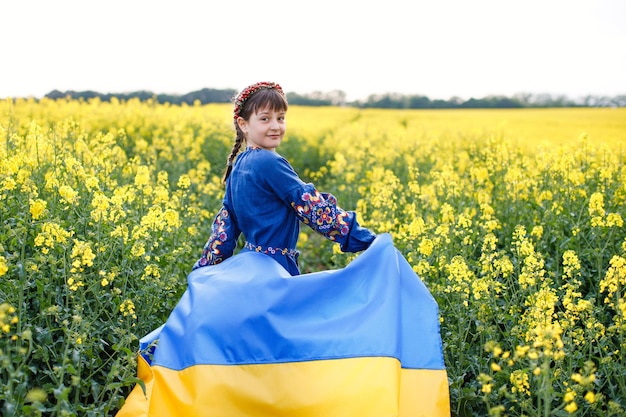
[236, 117, 248, 134]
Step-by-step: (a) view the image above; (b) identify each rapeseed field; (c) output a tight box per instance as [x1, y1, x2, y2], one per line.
[1, 97, 625, 416]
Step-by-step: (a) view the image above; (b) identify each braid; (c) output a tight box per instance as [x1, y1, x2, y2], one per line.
[222, 128, 245, 183]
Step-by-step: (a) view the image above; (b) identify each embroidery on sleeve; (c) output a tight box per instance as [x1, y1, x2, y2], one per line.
[291, 190, 350, 240]
[197, 207, 230, 267]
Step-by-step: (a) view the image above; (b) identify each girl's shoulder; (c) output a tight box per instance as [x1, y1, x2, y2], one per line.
[244, 148, 291, 169]
[238, 148, 301, 190]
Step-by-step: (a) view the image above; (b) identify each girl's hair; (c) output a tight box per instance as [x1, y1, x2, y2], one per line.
[222, 83, 288, 182]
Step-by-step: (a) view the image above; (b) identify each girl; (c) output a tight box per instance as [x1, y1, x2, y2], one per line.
[116, 82, 450, 417]
[193, 81, 375, 275]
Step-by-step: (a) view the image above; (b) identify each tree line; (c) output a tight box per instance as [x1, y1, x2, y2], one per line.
[43, 88, 626, 108]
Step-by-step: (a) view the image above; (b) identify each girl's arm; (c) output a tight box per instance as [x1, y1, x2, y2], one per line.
[288, 185, 376, 252]
[192, 205, 241, 269]
[257, 150, 375, 252]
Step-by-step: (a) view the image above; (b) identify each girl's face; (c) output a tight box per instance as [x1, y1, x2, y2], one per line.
[238, 107, 286, 151]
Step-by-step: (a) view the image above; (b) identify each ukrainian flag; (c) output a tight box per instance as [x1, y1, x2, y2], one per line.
[117, 234, 450, 416]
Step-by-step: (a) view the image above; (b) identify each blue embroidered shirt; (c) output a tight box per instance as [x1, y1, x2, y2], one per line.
[193, 147, 376, 275]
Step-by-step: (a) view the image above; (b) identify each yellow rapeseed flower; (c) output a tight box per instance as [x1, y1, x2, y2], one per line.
[24, 388, 47, 403]
[562, 250, 581, 279]
[157, 171, 169, 187]
[564, 389, 576, 403]
[2, 177, 17, 191]
[415, 260, 431, 276]
[0, 256, 8, 277]
[510, 370, 530, 395]
[90, 192, 110, 222]
[120, 299, 137, 319]
[131, 242, 146, 258]
[565, 401, 578, 413]
[477, 373, 492, 394]
[606, 212, 624, 228]
[142, 264, 161, 280]
[600, 255, 626, 307]
[134, 165, 151, 188]
[29, 198, 47, 220]
[164, 208, 182, 229]
[70, 239, 96, 272]
[472, 278, 491, 301]
[588, 192, 605, 217]
[418, 238, 434, 256]
[59, 184, 79, 205]
[440, 203, 455, 225]
[530, 225, 543, 240]
[85, 175, 100, 191]
[66, 276, 84, 291]
[35, 222, 74, 251]
[494, 256, 514, 278]
[177, 174, 191, 189]
[515, 345, 530, 358]
[44, 171, 59, 190]
[153, 185, 170, 204]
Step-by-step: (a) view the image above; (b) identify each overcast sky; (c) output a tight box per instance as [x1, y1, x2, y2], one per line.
[1, 0, 625, 101]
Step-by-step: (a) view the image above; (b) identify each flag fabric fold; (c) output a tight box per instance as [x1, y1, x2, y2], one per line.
[116, 233, 450, 416]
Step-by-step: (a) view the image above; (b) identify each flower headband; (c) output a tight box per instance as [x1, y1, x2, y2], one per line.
[233, 81, 284, 120]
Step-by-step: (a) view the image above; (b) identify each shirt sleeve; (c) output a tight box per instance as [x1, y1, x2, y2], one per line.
[192, 205, 241, 270]
[241, 150, 375, 253]
[287, 183, 376, 253]
[255, 152, 375, 252]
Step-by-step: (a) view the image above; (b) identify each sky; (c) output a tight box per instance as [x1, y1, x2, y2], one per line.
[1, 0, 625, 101]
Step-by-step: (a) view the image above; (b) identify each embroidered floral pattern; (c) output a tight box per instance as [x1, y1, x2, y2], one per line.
[244, 242, 300, 258]
[195, 207, 230, 268]
[291, 190, 350, 241]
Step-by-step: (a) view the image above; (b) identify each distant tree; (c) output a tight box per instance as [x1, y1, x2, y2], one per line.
[511, 93, 531, 106]
[179, 88, 235, 105]
[610, 95, 626, 107]
[125, 91, 155, 102]
[284, 90, 348, 106]
[39, 88, 626, 108]
[407, 95, 431, 108]
[155, 94, 181, 104]
[361, 93, 408, 109]
[326, 90, 347, 106]
[46, 90, 66, 100]
[460, 96, 523, 108]
[460, 98, 483, 108]
[430, 99, 453, 109]
[448, 96, 464, 107]
[285, 92, 332, 106]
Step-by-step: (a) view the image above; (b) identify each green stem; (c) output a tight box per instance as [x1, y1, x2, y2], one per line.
[542, 359, 551, 417]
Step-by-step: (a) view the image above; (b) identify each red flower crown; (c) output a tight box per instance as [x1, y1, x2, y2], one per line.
[233, 81, 284, 120]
